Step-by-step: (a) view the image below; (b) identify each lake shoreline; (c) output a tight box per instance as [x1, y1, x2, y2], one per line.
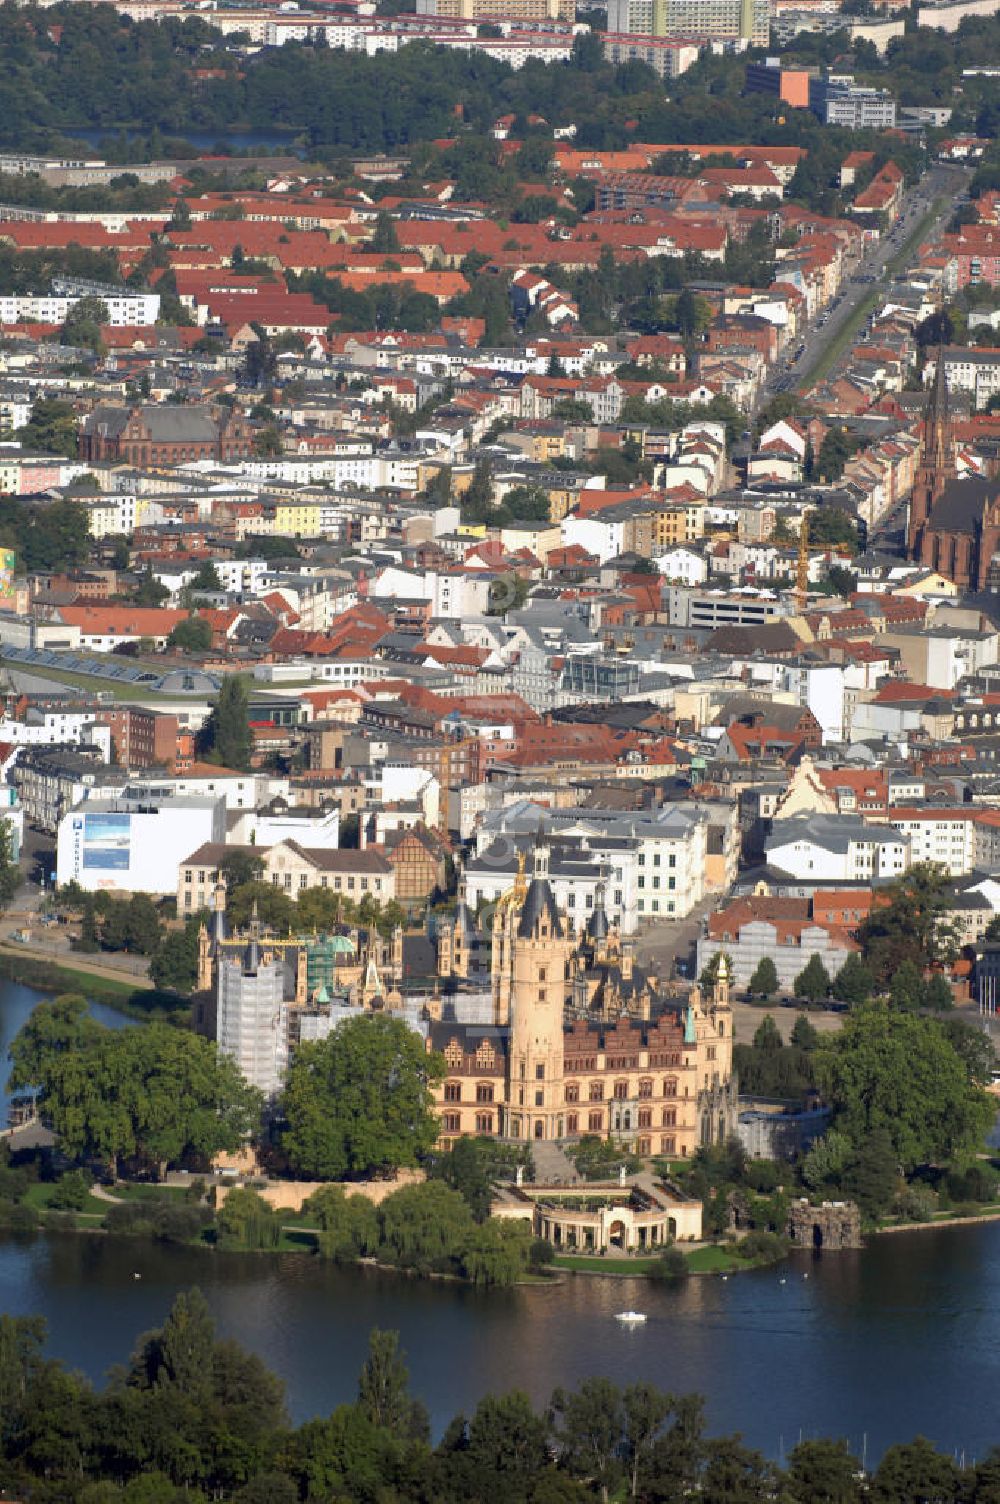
[0, 947, 186, 1022]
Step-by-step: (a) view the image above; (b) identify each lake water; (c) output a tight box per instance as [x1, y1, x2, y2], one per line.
[63, 127, 306, 155]
[3, 981, 1000, 1463]
[2, 1209, 1000, 1462]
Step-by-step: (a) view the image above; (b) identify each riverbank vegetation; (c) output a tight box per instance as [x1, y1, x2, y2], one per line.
[1, 1292, 999, 1502]
[682, 1006, 998, 1234]
[0, 948, 188, 1021]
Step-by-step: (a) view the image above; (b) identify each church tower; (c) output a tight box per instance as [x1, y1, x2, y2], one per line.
[908, 349, 954, 560]
[505, 842, 574, 1142]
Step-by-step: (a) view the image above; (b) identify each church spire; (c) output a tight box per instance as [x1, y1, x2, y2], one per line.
[908, 346, 954, 558]
[924, 344, 952, 482]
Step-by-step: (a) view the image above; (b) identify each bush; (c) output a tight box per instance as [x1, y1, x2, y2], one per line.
[216, 1187, 281, 1250]
[737, 1230, 789, 1264]
[529, 1237, 555, 1270]
[104, 1201, 157, 1236]
[0, 1198, 38, 1232]
[48, 1169, 93, 1211]
[946, 1164, 998, 1204]
[651, 1247, 689, 1282]
[892, 1185, 938, 1223]
[154, 1201, 213, 1244]
[745, 1160, 781, 1193]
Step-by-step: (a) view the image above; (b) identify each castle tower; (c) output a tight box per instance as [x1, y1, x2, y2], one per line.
[506, 843, 574, 1142]
[908, 349, 954, 558]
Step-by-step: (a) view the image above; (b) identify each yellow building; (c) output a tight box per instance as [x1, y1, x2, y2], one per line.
[430, 847, 736, 1157]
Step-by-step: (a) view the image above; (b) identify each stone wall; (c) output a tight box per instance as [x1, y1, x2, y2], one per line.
[215, 1167, 426, 1215]
[786, 1197, 862, 1250]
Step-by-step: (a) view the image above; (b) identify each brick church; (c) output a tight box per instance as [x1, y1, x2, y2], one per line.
[79, 403, 252, 468]
[908, 353, 1000, 592]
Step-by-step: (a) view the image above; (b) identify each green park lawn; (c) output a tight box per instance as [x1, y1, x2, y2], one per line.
[22, 1183, 113, 1219]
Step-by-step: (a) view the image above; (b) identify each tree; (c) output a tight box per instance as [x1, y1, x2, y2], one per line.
[790, 1014, 819, 1051]
[124, 893, 162, 955]
[795, 954, 831, 1003]
[17, 399, 81, 460]
[199, 674, 253, 770]
[371, 210, 400, 254]
[220, 849, 265, 891]
[357, 1330, 428, 1440]
[458, 1391, 550, 1503]
[551, 1377, 626, 1501]
[872, 1438, 962, 1504]
[133, 568, 169, 607]
[216, 1187, 281, 1249]
[427, 1134, 496, 1220]
[0, 816, 21, 909]
[167, 617, 212, 653]
[10, 999, 262, 1179]
[826, 563, 857, 599]
[815, 1005, 995, 1173]
[889, 958, 926, 1012]
[748, 956, 778, 1000]
[150, 914, 203, 994]
[832, 952, 873, 1007]
[280, 1014, 445, 1180]
[858, 863, 957, 983]
[785, 1439, 862, 1503]
[61, 295, 109, 354]
[845, 1128, 900, 1221]
[924, 973, 954, 1011]
[190, 560, 222, 591]
[304, 1184, 378, 1262]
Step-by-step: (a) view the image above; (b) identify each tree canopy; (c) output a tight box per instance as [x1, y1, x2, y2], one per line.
[815, 1005, 994, 1173]
[280, 1014, 445, 1180]
[9, 996, 261, 1178]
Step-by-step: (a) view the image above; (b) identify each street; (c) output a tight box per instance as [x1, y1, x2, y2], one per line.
[754, 162, 972, 411]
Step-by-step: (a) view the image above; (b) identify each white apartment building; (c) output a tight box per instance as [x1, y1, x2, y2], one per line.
[766, 814, 910, 883]
[0, 290, 159, 327]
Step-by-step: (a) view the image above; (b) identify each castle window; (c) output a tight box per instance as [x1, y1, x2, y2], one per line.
[707, 1046, 717, 1062]
[664, 1078, 678, 1098]
[567, 1113, 578, 1134]
[444, 1081, 461, 1103]
[475, 1113, 494, 1134]
[535, 1065, 545, 1080]
[535, 1090, 544, 1107]
[538, 967, 547, 982]
[638, 1108, 652, 1129]
[637, 1136, 651, 1156]
[589, 1110, 604, 1132]
[660, 1135, 676, 1154]
[639, 1078, 653, 1098]
[662, 1108, 676, 1127]
[565, 1082, 579, 1103]
[589, 1082, 604, 1102]
[614, 1080, 629, 1100]
[443, 1113, 461, 1133]
[476, 1083, 494, 1104]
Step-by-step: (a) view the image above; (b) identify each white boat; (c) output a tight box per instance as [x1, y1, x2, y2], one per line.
[615, 1310, 647, 1324]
